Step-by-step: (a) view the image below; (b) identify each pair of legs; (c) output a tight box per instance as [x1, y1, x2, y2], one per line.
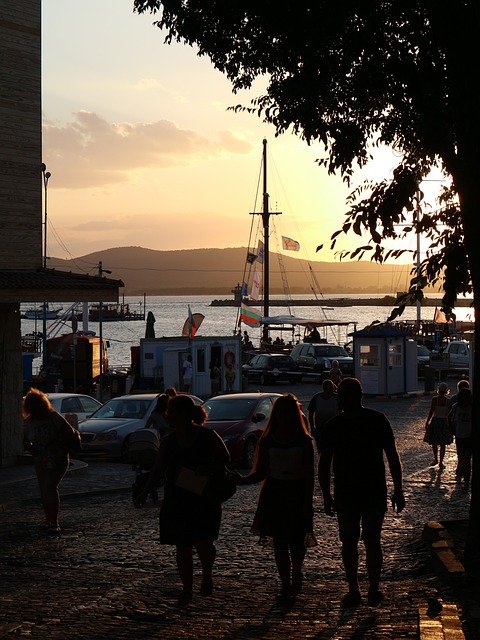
[34, 459, 69, 529]
[338, 507, 385, 606]
[431, 444, 446, 466]
[273, 533, 306, 596]
[176, 539, 216, 602]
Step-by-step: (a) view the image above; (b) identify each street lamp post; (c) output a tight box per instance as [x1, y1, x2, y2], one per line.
[42, 164, 51, 371]
[97, 261, 112, 401]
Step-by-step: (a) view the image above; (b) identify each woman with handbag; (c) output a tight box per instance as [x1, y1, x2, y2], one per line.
[135, 394, 230, 606]
[233, 393, 317, 601]
[23, 388, 81, 535]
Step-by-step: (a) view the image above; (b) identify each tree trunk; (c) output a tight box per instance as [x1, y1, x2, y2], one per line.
[457, 182, 480, 565]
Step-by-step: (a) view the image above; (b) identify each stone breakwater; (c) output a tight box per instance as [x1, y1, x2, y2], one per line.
[211, 296, 473, 307]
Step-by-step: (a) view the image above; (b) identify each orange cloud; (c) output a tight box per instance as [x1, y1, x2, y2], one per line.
[43, 110, 252, 189]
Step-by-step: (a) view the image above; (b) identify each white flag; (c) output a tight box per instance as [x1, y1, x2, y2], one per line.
[250, 268, 262, 302]
[282, 236, 300, 251]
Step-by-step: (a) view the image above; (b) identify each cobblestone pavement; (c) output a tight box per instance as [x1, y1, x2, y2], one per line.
[1, 381, 478, 639]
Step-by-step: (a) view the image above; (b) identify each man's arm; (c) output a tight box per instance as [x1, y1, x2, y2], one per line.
[385, 440, 405, 513]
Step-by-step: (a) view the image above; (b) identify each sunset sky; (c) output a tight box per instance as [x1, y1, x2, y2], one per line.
[42, 0, 442, 267]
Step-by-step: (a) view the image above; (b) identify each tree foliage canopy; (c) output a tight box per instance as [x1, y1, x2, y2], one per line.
[134, 1, 479, 314]
[134, 1, 480, 557]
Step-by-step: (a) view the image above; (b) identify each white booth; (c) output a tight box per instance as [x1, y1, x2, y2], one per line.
[352, 325, 418, 396]
[139, 335, 242, 397]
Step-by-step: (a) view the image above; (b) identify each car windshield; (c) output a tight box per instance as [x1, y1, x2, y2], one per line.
[90, 398, 151, 419]
[269, 356, 292, 365]
[314, 346, 349, 357]
[203, 397, 259, 421]
[418, 346, 430, 356]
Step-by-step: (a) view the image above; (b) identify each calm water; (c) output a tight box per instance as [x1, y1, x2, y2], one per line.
[21, 294, 474, 371]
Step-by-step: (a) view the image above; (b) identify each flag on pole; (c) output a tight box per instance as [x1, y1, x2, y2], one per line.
[241, 303, 262, 327]
[181, 305, 205, 339]
[282, 236, 300, 251]
[256, 240, 265, 264]
[250, 268, 262, 302]
[246, 251, 257, 264]
[434, 307, 448, 324]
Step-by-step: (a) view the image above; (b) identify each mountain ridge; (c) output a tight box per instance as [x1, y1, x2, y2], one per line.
[48, 246, 420, 296]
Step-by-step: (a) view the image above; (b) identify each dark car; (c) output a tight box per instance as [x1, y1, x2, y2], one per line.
[417, 344, 431, 376]
[289, 342, 354, 381]
[202, 392, 281, 468]
[241, 353, 301, 385]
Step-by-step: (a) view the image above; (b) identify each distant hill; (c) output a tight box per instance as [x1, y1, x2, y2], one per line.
[49, 246, 420, 296]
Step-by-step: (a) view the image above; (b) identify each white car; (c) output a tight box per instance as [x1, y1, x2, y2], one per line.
[46, 393, 103, 425]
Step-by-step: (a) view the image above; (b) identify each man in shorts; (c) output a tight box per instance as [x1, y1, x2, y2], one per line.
[318, 377, 405, 607]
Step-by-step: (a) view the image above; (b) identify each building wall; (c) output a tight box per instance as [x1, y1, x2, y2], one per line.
[0, 305, 23, 467]
[0, 1, 42, 269]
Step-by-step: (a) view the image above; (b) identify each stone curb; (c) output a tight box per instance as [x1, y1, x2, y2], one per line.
[422, 521, 467, 587]
[421, 520, 468, 639]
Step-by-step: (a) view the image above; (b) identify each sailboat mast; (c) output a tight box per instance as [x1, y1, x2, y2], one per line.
[255, 139, 282, 343]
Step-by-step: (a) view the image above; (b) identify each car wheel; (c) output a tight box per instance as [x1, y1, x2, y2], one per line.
[120, 436, 131, 463]
[242, 437, 258, 469]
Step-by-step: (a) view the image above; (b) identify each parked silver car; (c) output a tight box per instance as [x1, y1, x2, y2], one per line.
[79, 393, 202, 460]
[46, 393, 102, 424]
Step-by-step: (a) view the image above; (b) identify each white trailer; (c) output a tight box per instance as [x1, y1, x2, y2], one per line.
[140, 335, 242, 397]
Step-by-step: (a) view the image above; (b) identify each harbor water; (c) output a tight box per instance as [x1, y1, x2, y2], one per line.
[21, 294, 475, 371]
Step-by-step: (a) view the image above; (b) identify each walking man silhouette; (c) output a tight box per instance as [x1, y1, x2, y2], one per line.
[318, 377, 405, 607]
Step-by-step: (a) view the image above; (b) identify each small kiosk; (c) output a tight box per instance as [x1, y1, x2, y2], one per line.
[352, 325, 418, 396]
[139, 335, 242, 397]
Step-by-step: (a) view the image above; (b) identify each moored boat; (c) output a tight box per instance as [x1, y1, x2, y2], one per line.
[22, 304, 63, 319]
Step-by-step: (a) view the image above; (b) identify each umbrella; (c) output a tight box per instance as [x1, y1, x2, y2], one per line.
[145, 311, 156, 338]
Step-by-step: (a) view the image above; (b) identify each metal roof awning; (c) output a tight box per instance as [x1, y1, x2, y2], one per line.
[0, 268, 124, 303]
[260, 315, 354, 328]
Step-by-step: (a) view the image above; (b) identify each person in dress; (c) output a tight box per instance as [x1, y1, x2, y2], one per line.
[135, 394, 230, 606]
[234, 394, 317, 600]
[424, 381, 452, 468]
[448, 387, 473, 487]
[23, 388, 81, 535]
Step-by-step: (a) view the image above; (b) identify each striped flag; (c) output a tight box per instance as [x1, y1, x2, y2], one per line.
[282, 236, 300, 251]
[181, 305, 204, 339]
[241, 303, 262, 327]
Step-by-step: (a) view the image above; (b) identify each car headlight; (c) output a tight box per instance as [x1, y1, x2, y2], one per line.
[94, 431, 118, 442]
